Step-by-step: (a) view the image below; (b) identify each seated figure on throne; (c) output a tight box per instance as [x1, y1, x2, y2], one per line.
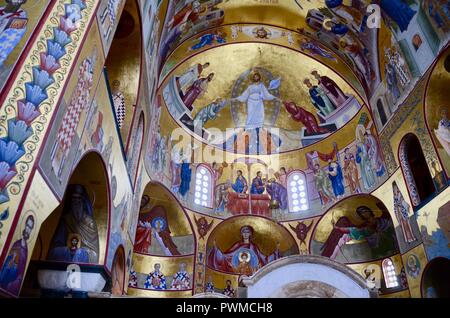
[207, 225, 280, 275]
[47, 184, 99, 264]
[232, 170, 248, 194]
[250, 171, 265, 195]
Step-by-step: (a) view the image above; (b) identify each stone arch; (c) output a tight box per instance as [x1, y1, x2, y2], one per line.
[242, 255, 376, 298]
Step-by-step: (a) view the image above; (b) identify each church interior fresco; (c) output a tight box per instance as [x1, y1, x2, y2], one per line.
[0, 0, 448, 299]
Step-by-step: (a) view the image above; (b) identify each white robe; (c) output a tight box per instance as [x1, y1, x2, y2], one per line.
[178, 64, 200, 94]
[236, 82, 276, 129]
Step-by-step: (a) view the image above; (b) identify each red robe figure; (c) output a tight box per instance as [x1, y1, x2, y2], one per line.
[182, 73, 215, 110]
[283, 101, 329, 135]
[207, 225, 280, 274]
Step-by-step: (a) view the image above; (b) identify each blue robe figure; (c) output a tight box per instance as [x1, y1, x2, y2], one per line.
[232, 175, 247, 193]
[380, 0, 416, 32]
[328, 161, 345, 197]
[179, 162, 191, 197]
[385, 62, 401, 101]
[191, 32, 226, 50]
[250, 176, 265, 195]
[328, 22, 350, 36]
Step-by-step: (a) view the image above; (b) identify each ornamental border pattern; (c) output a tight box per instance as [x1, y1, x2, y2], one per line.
[0, 0, 95, 250]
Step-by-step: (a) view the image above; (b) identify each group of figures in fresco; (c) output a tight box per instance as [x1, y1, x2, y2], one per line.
[131, 263, 191, 291]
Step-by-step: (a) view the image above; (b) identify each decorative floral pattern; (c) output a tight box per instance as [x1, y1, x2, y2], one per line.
[0, 0, 92, 246]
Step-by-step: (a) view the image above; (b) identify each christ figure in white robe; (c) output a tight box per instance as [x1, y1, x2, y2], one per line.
[232, 71, 280, 130]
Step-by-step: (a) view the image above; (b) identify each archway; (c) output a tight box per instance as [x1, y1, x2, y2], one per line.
[241, 255, 375, 298]
[20, 152, 110, 297]
[421, 257, 450, 298]
[111, 246, 125, 296]
[104, 0, 142, 147]
[399, 134, 436, 207]
[128, 182, 195, 297]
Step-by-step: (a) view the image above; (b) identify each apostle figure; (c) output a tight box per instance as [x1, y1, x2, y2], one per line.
[311, 70, 348, 108]
[434, 108, 450, 156]
[170, 143, 183, 193]
[356, 138, 376, 190]
[232, 170, 248, 194]
[177, 62, 210, 96]
[303, 78, 335, 116]
[364, 131, 385, 178]
[0, 215, 34, 296]
[0, 0, 28, 67]
[179, 160, 192, 200]
[192, 98, 227, 127]
[313, 163, 334, 207]
[283, 101, 330, 135]
[266, 178, 288, 210]
[167, 0, 201, 32]
[274, 167, 288, 189]
[385, 58, 401, 103]
[171, 263, 190, 290]
[48, 184, 99, 263]
[327, 159, 345, 199]
[144, 263, 167, 290]
[325, 0, 366, 34]
[205, 275, 214, 293]
[343, 148, 361, 194]
[112, 80, 126, 128]
[182, 73, 215, 111]
[215, 181, 231, 213]
[223, 280, 235, 297]
[231, 71, 280, 130]
[207, 225, 280, 273]
[250, 171, 265, 195]
[393, 182, 417, 244]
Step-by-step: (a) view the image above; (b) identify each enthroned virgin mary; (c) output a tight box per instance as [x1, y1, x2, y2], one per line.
[207, 225, 280, 274]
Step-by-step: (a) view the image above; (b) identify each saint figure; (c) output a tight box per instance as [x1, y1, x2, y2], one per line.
[393, 182, 417, 244]
[48, 184, 99, 263]
[232, 170, 248, 194]
[144, 263, 166, 290]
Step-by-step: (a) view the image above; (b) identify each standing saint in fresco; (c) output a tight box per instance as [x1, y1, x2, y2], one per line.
[343, 148, 361, 195]
[393, 182, 417, 244]
[313, 163, 334, 207]
[364, 131, 385, 178]
[177, 62, 210, 96]
[144, 263, 166, 290]
[311, 70, 348, 108]
[47, 184, 99, 263]
[231, 71, 281, 130]
[207, 225, 280, 274]
[356, 132, 376, 191]
[434, 108, 450, 156]
[0, 0, 28, 68]
[231, 170, 248, 194]
[326, 159, 345, 199]
[215, 181, 231, 213]
[205, 275, 214, 293]
[170, 263, 190, 290]
[0, 215, 34, 296]
[223, 279, 235, 297]
[182, 73, 215, 111]
[250, 171, 265, 195]
[303, 78, 335, 116]
[179, 160, 192, 201]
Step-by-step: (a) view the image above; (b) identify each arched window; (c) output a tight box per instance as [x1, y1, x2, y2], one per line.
[399, 134, 436, 207]
[287, 171, 309, 212]
[382, 258, 399, 288]
[194, 165, 213, 208]
[377, 99, 387, 126]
